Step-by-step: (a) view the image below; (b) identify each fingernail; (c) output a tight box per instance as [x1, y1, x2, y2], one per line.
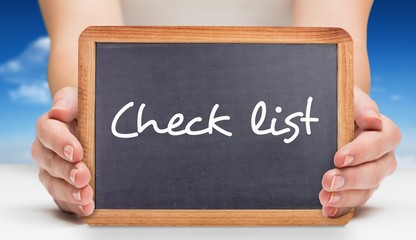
[73, 190, 81, 202]
[70, 168, 78, 185]
[52, 99, 68, 109]
[63, 145, 73, 161]
[342, 155, 354, 167]
[367, 109, 381, 120]
[328, 193, 341, 204]
[78, 205, 85, 214]
[329, 208, 338, 217]
[330, 175, 345, 190]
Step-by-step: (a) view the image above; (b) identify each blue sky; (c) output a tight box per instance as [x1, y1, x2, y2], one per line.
[0, 1, 415, 166]
[0, 1, 50, 163]
[367, 1, 416, 167]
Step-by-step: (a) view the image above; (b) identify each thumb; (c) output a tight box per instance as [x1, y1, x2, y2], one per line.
[48, 87, 78, 122]
[354, 86, 383, 131]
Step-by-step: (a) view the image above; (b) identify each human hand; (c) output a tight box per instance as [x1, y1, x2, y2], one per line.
[320, 86, 401, 218]
[32, 87, 94, 216]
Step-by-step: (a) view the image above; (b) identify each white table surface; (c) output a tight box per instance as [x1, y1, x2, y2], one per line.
[1, 164, 415, 240]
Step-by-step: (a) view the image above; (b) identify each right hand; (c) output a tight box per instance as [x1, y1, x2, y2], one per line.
[32, 87, 94, 216]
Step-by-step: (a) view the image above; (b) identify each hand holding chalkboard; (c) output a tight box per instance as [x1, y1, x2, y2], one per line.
[78, 26, 354, 226]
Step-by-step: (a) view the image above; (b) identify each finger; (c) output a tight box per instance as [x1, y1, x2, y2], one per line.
[319, 187, 378, 208]
[49, 87, 78, 123]
[32, 139, 90, 188]
[54, 199, 95, 216]
[334, 116, 401, 167]
[54, 199, 73, 214]
[354, 86, 383, 131]
[36, 117, 83, 163]
[323, 152, 397, 191]
[39, 169, 93, 205]
[322, 206, 352, 219]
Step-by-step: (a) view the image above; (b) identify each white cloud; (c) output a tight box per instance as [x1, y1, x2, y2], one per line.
[0, 60, 21, 72]
[371, 75, 404, 102]
[32, 37, 50, 51]
[370, 86, 385, 94]
[390, 95, 403, 101]
[9, 82, 51, 105]
[0, 36, 51, 105]
[0, 36, 50, 78]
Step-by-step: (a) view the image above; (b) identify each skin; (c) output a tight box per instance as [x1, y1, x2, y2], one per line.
[33, 0, 401, 217]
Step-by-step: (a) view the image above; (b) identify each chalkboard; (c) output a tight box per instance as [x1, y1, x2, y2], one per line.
[79, 26, 354, 226]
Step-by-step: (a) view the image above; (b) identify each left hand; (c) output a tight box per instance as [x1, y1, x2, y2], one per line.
[320, 86, 401, 218]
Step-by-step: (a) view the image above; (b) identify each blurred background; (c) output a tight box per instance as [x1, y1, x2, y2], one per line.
[0, 1, 414, 167]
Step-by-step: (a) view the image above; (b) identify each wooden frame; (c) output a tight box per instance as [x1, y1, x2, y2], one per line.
[78, 26, 354, 226]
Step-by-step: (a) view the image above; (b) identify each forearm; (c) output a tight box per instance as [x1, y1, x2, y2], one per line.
[39, 0, 124, 96]
[293, 0, 373, 94]
[47, 44, 78, 95]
